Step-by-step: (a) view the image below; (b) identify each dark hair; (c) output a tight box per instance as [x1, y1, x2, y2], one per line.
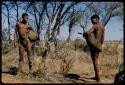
[22, 13, 29, 18]
[91, 14, 99, 21]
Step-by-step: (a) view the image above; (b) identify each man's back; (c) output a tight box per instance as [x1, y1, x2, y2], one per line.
[93, 23, 104, 45]
[83, 14, 105, 82]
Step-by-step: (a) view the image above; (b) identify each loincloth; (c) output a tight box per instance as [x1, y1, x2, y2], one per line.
[89, 45, 102, 53]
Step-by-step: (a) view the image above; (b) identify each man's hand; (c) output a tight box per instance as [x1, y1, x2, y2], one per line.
[101, 44, 104, 51]
[28, 24, 32, 30]
[16, 21, 20, 25]
[14, 31, 17, 48]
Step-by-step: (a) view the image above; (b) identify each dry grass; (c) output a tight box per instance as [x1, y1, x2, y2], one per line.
[2, 41, 124, 83]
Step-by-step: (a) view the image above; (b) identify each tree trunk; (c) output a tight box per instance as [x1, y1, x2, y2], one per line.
[67, 28, 72, 42]
[7, 9, 11, 42]
[37, 25, 40, 40]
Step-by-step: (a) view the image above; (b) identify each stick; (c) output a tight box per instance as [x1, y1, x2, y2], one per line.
[78, 32, 83, 35]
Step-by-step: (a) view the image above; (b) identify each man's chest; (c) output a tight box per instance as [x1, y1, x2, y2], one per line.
[17, 23, 30, 31]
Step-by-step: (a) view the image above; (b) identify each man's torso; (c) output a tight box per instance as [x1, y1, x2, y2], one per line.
[93, 23, 104, 43]
[16, 22, 31, 47]
[16, 22, 30, 40]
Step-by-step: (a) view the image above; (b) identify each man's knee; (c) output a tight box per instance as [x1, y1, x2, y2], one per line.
[19, 44, 25, 56]
[27, 42, 32, 51]
[26, 41, 32, 53]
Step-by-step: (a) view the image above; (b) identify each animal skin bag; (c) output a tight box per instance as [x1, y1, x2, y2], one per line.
[28, 30, 38, 42]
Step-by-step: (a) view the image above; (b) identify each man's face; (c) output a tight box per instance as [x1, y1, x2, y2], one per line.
[91, 18, 98, 24]
[23, 15, 29, 22]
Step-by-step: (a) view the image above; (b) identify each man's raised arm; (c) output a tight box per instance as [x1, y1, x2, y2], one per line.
[14, 21, 19, 48]
[14, 31, 16, 48]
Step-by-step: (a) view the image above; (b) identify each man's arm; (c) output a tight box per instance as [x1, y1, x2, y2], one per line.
[14, 31, 16, 48]
[14, 21, 19, 48]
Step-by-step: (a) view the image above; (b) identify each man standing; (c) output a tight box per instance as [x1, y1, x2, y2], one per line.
[14, 13, 33, 75]
[83, 15, 105, 82]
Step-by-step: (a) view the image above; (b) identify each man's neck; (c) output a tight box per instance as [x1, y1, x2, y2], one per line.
[93, 22, 99, 25]
[21, 20, 27, 24]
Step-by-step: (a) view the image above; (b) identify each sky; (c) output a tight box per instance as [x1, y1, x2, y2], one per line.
[2, 2, 123, 41]
[58, 17, 123, 41]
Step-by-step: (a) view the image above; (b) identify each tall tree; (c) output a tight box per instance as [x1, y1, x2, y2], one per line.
[2, 1, 13, 41]
[88, 2, 123, 27]
[66, 2, 93, 41]
[28, 1, 46, 40]
[45, 2, 80, 42]
[10, 1, 23, 21]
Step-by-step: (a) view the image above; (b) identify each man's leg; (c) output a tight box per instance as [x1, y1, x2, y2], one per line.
[91, 51, 100, 82]
[18, 43, 25, 73]
[26, 39, 33, 71]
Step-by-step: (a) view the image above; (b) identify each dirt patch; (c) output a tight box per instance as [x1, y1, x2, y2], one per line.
[2, 73, 40, 83]
[2, 42, 123, 84]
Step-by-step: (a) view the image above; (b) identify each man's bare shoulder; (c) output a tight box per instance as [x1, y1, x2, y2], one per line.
[16, 21, 19, 25]
[96, 23, 104, 30]
[99, 23, 104, 28]
[16, 21, 21, 27]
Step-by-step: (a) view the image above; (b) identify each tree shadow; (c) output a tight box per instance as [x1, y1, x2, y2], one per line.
[64, 73, 97, 83]
[2, 66, 18, 75]
[79, 76, 97, 82]
[64, 73, 80, 80]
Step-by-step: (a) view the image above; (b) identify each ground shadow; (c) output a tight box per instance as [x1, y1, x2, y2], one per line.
[2, 66, 18, 75]
[79, 76, 97, 82]
[64, 73, 80, 80]
[64, 73, 98, 83]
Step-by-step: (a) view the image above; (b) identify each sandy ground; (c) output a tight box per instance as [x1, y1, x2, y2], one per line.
[1, 42, 123, 84]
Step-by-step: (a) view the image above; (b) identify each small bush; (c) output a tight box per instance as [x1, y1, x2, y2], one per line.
[74, 39, 84, 51]
[2, 45, 11, 54]
[33, 45, 48, 57]
[33, 67, 45, 78]
[59, 47, 75, 74]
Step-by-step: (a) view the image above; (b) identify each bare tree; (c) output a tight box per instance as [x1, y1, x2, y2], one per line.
[27, 1, 46, 40]
[10, 1, 23, 21]
[66, 2, 93, 42]
[2, 1, 13, 42]
[89, 2, 123, 27]
[45, 2, 80, 43]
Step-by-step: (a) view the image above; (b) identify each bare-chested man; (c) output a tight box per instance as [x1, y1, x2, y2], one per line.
[14, 13, 33, 75]
[83, 15, 105, 82]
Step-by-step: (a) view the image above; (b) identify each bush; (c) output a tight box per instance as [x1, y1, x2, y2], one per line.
[33, 67, 45, 78]
[2, 47, 10, 54]
[58, 46, 75, 74]
[2, 43, 11, 54]
[34, 45, 48, 57]
[74, 39, 84, 51]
